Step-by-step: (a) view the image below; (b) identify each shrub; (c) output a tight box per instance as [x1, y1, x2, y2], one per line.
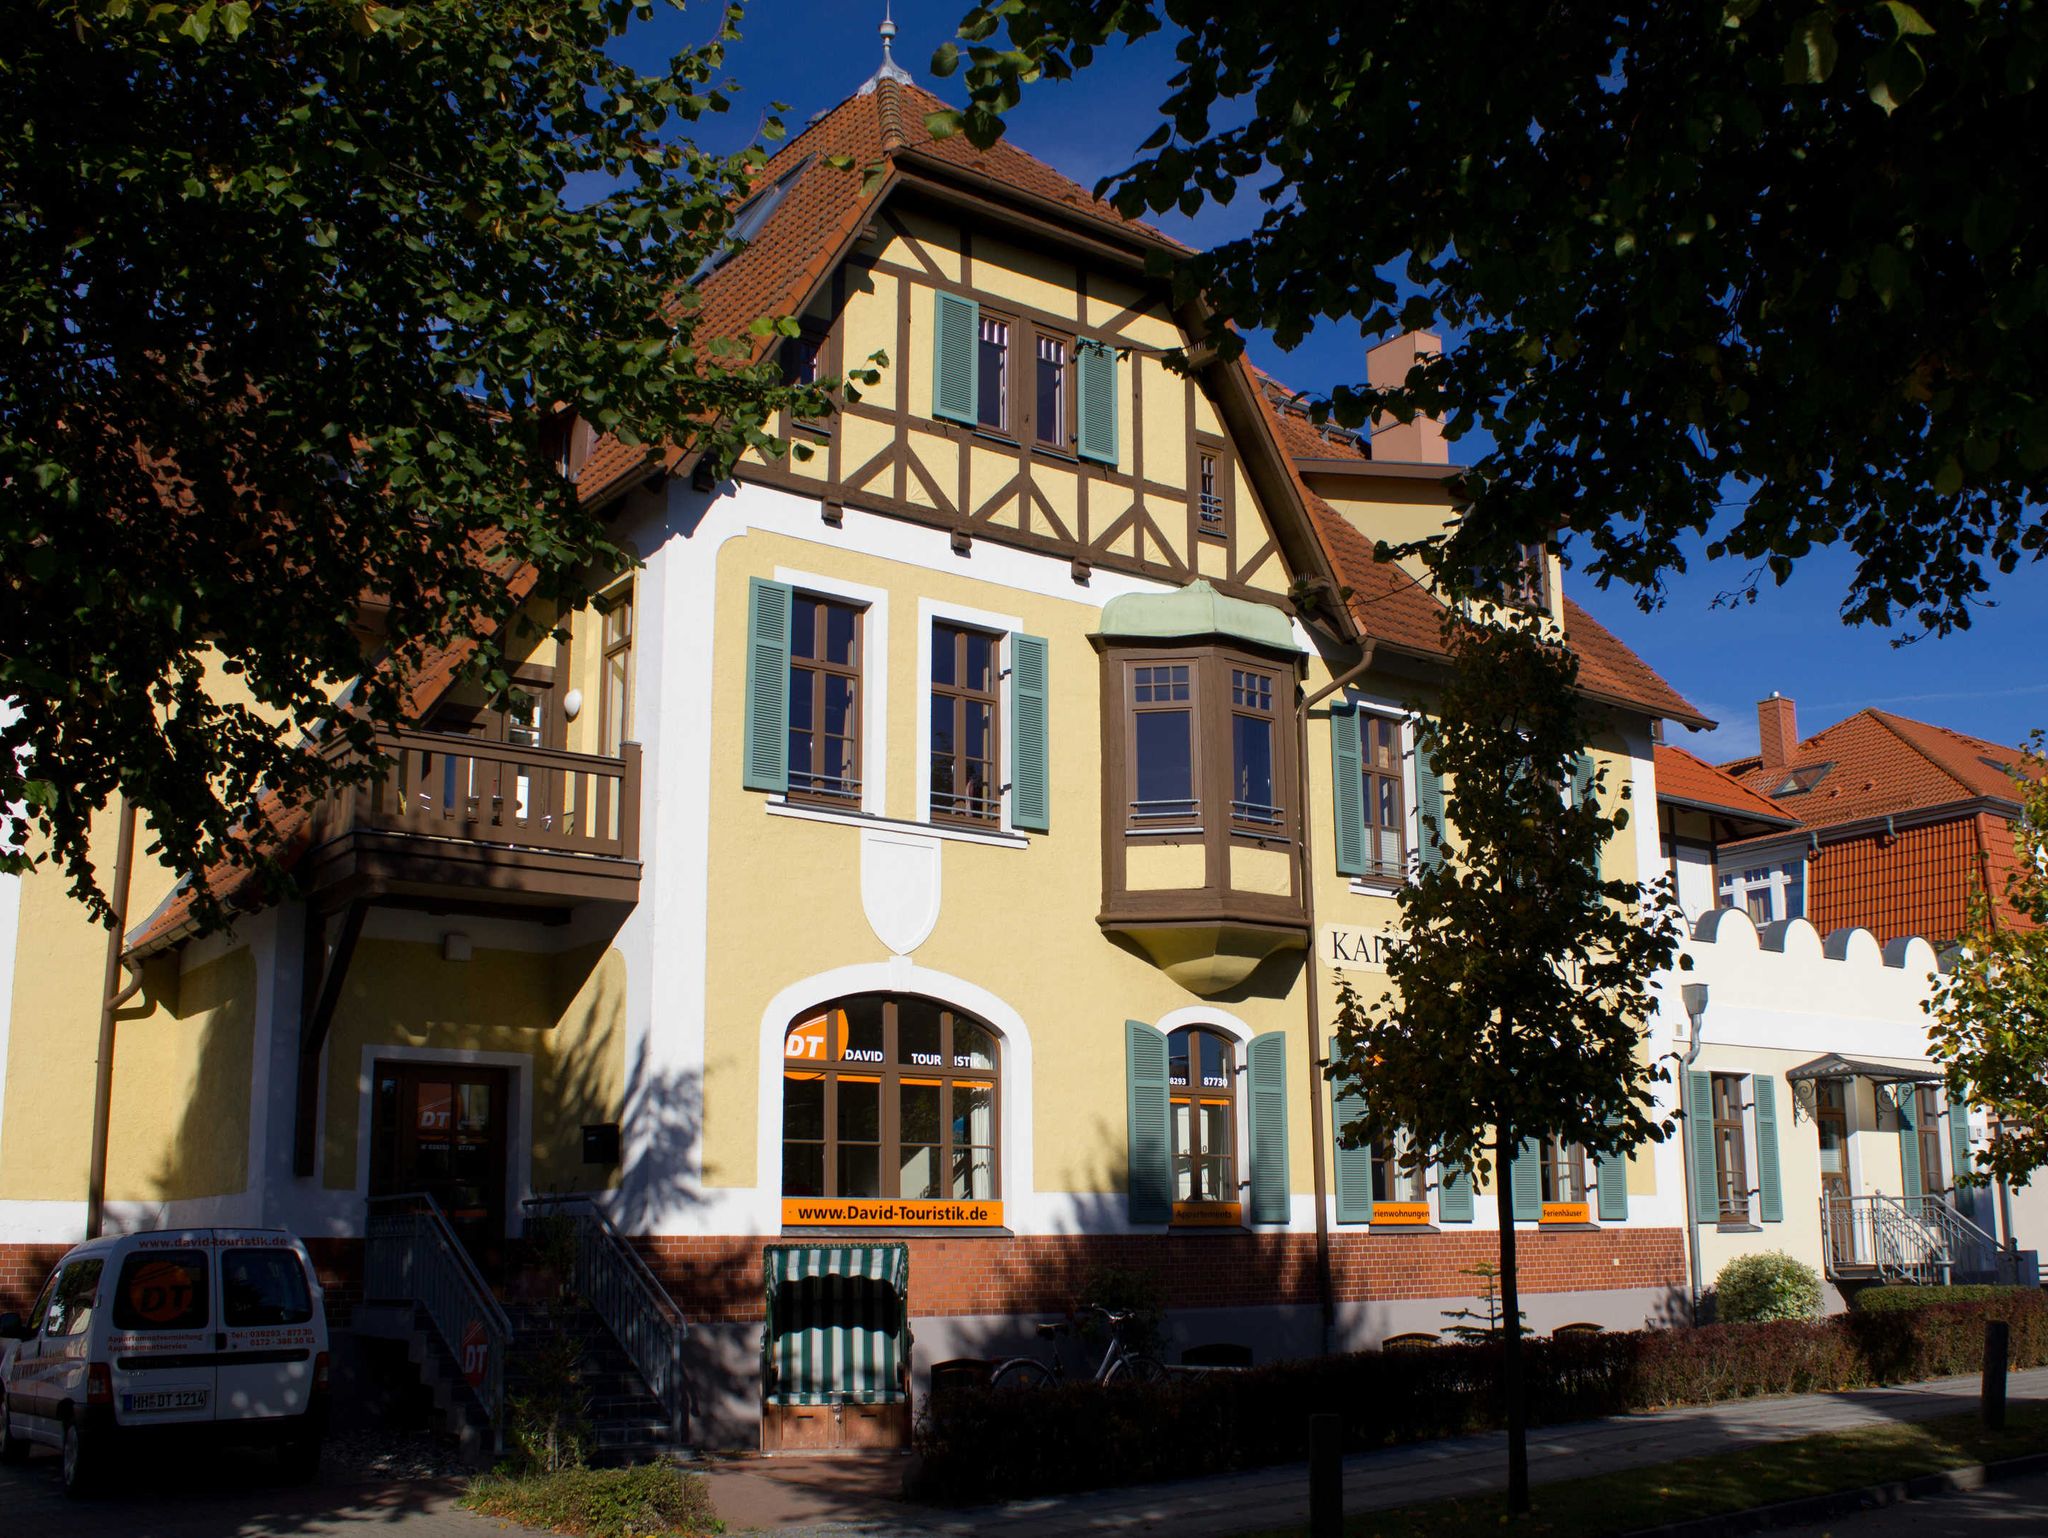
[910, 1291, 2048, 1504]
[461, 1464, 720, 1538]
[1854, 1284, 2036, 1314]
[1713, 1252, 1824, 1323]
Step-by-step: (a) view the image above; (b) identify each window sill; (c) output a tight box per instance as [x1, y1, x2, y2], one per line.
[1715, 1221, 1763, 1233]
[1366, 1223, 1442, 1235]
[766, 797, 1030, 849]
[1348, 875, 1410, 898]
[1531, 1222, 1603, 1231]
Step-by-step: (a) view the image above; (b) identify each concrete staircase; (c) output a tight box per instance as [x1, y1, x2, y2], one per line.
[504, 1302, 686, 1467]
[352, 1301, 496, 1466]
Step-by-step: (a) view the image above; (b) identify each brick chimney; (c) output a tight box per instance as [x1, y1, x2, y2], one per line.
[1758, 693, 1799, 771]
[1365, 331, 1449, 464]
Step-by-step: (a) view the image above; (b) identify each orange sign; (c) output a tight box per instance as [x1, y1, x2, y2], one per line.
[785, 1012, 839, 1063]
[1371, 1202, 1432, 1227]
[416, 1082, 454, 1133]
[782, 1198, 1004, 1228]
[1540, 1202, 1591, 1225]
[460, 1318, 490, 1387]
[125, 1259, 199, 1325]
[1171, 1201, 1243, 1228]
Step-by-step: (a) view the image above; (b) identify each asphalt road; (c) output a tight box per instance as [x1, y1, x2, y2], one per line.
[0, 1443, 498, 1538]
[1768, 1469, 2048, 1536]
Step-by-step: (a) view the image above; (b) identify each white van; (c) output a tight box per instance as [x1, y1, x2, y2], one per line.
[0, 1228, 329, 1496]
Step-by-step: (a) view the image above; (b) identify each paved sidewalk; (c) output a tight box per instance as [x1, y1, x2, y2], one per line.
[703, 1367, 2048, 1537]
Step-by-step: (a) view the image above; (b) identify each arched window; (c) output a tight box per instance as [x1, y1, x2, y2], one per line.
[1168, 1026, 1238, 1219]
[781, 996, 999, 1205]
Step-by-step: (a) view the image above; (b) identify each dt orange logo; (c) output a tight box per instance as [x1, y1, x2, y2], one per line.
[125, 1260, 197, 1324]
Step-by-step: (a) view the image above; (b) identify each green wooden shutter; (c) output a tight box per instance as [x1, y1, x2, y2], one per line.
[1331, 1077, 1372, 1225]
[1572, 749, 1601, 880]
[1511, 1139, 1542, 1221]
[1753, 1075, 1783, 1223]
[1686, 1071, 1716, 1223]
[1595, 1121, 1629, 1223]
[1948, 1091, 1972, 1187]
[1330, 703, 1368, 877]
[1124, 1020, 1172, 1225]
[1076, 339, 1119, 465]
[932, 292, 979, 425]
[743, 578, 793, 793]
[1415, 740, 1446, 870]
[1009, 633, 1050, 832]
[1899, 1090, 1923, 1197]
[1437, 1162, 1474, 1223]
[1247, 1032, 1291, 1225]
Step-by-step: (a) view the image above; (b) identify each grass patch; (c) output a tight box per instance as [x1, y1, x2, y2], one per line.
[460, 1463, 722, 1538]
[1238, 1403, 2048, 1538]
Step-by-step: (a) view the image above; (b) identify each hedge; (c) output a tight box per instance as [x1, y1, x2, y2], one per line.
[1853, 1283, 2038, 1314]
[911, 1292, 2047, 1503]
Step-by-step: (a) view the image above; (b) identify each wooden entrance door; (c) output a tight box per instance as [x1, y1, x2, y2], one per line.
[370, 1063, 511, 1272]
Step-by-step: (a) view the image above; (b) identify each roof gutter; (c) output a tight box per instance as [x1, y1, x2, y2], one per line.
[1722, 795, 2023, 852]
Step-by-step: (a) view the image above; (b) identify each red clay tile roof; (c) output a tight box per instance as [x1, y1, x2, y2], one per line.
[1722, 708, 2027, 834]
[1562, 600, 1711, 730]
[1655, 745, 1797, 828]
[1802, 812, 2009, 945]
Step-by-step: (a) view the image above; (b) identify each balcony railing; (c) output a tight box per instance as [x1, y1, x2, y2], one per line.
[321, 729, 640, 864]
[1820, 1193, 2003, 1285]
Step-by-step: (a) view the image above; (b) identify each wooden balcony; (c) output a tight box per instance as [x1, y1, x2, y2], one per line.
[301, 729, 642, 917]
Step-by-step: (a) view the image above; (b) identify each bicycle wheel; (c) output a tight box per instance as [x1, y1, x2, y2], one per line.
[990, 1357, 1056, 1390]
[1104, 1352, 1170, 1387]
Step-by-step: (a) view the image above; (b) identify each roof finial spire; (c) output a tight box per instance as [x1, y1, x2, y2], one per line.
[859, 1, 914, 94]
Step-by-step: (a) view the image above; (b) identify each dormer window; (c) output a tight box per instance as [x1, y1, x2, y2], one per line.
[1770, 762, 1834, 796]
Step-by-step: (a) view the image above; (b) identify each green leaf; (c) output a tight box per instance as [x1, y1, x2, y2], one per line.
[1868, 243, 1910, 308]
[1783, 11, 1839, 84]
[1873, 1, 1935, 38]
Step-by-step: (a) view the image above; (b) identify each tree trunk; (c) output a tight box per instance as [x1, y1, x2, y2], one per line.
[1495, 1161, 1530, 1513]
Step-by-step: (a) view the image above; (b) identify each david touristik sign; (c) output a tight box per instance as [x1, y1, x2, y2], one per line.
[782, 1198, 1005, 1228]
[1322, 922, 1400, 973]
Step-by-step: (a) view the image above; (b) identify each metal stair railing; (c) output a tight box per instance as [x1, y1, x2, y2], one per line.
[1819, 1192, 2003, 1285]
[524, 1194, 690, 1445]
[366, 1192, 510, 1448]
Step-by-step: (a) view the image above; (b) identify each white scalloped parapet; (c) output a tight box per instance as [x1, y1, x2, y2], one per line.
[1666, 906, 1941, 1027]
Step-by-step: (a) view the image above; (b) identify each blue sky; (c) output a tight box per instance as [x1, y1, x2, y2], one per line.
[625, 0, 2048, 763]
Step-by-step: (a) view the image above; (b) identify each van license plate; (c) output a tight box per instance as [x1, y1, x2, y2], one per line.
[125, 1389, 207, 1413]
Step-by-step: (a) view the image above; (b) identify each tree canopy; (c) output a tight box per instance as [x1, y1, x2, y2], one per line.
[2, 0, 848, 922]
[1326, 607, 1686, 1510]
[933, 1, 2048, 630]
[1927, 735, 2048, 1190]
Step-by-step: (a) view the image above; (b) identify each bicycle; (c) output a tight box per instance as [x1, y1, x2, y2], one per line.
[989, 1305, 1170, 1388]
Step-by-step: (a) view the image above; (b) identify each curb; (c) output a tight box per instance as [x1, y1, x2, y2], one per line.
[1618, 1448, 2048, 1538]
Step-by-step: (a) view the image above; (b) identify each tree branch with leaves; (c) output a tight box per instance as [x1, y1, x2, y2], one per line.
[1327, 607, 1687, 1513]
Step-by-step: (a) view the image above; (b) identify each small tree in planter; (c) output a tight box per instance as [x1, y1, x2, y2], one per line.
[1330, 604, 1688, 1513]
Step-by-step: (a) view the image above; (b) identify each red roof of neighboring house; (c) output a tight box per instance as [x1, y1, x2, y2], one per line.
[1723, 709, 2028, 834]
[1655, 745, 1797, 829]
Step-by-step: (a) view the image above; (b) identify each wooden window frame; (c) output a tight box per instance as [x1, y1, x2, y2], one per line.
[929, 621, 1003, 827]
[975, 309, 1014, 436]
[782, 319, 837, 436]
[1359, 711, 1408, 881]
[1711, 1073, 1752, 1222]
[598, 582, 634, 760]
[1029, 325, 1077, 454]
[1196, 433, 1231, 541]
[1370, 1130, 1426, 1204]
[1097, 637, 1305, 929]
[1913, 1084, 1946, 1195]
[780, 997, 1002, 1203]
[1168, 1026, 1240, 1221]
[1228, 663, 1284, 836]
[1538, 1136, 1588, 1205]
[787, 593, 865, 807]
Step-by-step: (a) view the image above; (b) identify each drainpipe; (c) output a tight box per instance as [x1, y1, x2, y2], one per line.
[1676, 981, 1710, 1325]
[86, 795, 140, 1239]
[1295, 635, 1378, 1357]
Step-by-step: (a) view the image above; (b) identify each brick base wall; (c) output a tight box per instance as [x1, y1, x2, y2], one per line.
[635, 1228, 1687, 1324]
[0, 1243, 75, 1316]
[7, 1228, 1685, 1326]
